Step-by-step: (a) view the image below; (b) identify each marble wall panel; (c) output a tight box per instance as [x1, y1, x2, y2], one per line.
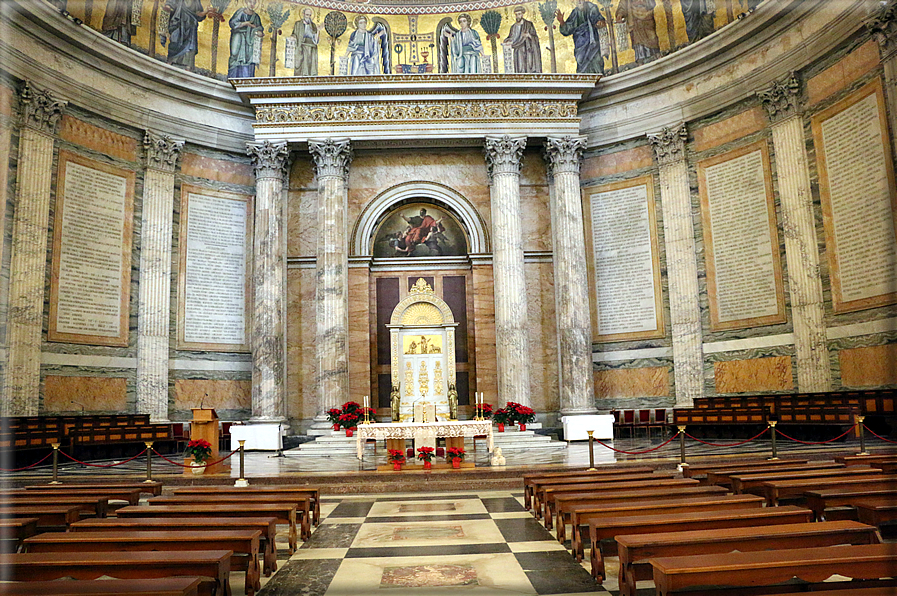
[44, 375, 128, 412]
[839, 344, 897, 387]
[286, 268, 318, 421]
[348, 267, 372, 400]
[594, 367, 670, 399]
[692, 108, 765, 152]
[519, 185, 551, 252]
[173, 379, 251, 411]
[0, 84, 13, 117]
[581, 146, 654, 180]
[180, 152, 254, 187]
[807, 40, 880, 106]
[287, 156, 318, 257]
[59, 116, 137, 162]
[525, 261, 558, 413]
[471, 264, 497, 405]
[714, 356, 793, 394]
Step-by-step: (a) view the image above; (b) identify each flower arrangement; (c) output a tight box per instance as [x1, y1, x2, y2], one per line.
[338, 411, 360, 429]
[184, 438, 213, 465]
[387, 449, 406, 465]
[492, 407, 512, 426]
[326, 408, 342, 425]
[334, 401, 370, 429]
[416, 446, 435, 462]
[507, 402, 535, 425]
[475, 402, 493, 419]
[446, 447, 465, 461]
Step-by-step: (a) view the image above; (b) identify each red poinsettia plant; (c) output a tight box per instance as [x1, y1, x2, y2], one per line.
[446, 447, 465, 461]
[492, 407, 512, 425]
[475, 402, 493, 419]
[326, 408, 343, 425]
[338, 411, 360, 429]
[416, 446, 436, 462]
[184, 438, 213, 464]
[507, 401, 535, 425]
[387, 449, 406, 464]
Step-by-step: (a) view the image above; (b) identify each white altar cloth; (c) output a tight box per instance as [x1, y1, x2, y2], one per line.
[355, 420, 494, 459]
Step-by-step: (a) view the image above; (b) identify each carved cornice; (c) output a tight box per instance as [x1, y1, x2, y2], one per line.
[308, 139, 353, 180]
[484, 135, 526, 180]
[648, 124, 688, 167]
[247, 141, 290, 179]
[19, 81, 66, 136]
[143, 131, 183, 172]
[758, 73, 802, 124]
[543, 135, 587, 176]
[868, 0, 897, 55]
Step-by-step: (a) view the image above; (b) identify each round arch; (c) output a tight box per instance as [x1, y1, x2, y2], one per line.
[352, 181, 489, 256]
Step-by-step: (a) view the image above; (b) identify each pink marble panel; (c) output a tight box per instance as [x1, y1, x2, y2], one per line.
[44, 376, 127, 413]
[381, 564, 477, 588]
[526, 261, 558, 413]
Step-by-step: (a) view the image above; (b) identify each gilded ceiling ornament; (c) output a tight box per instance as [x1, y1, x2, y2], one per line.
[143, 130, 184, 172]
[246, 141, 290, 179]
[308, 138, 353, 179]
[543, 135, 587, 176]
[647, 123, 688, 167]
[758, 73, 801, 124]
[484, 135, 526, 180]
[19, 81, 66, 136]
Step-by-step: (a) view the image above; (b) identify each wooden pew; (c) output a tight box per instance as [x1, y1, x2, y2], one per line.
[533, 473, 681, 522]
[614, 520, 882, 595]
[0, 577, 203, 596]
[854, 496, 897, 528]
[764, 587, 897, 596]
[171, 486, 322, 527]
[23, 530, 261, 596]
[680, 458, 807, 479]
[149, 494, 311, 541]
[12, 487, 143, 506]
[0, 518, 39, 553]
[805, 486, 897, 521]
[705, 461, 843, 487]
[837, 453, 897, 466]
[71, 516, 279, 577]
[761, 473, 897, 506]
[553, 485, 729, 543]
[0, 494, 109, 518]
[522, 466, 656, 509]
[0, 505, 82, 530]
[586, 506, 813, 583]
[650, 543, 897, 595]
[728, 466, 880, 495]
[0, 551, 232, 596]
[568, 493, 765, 561]
[23, 481, 163, 496]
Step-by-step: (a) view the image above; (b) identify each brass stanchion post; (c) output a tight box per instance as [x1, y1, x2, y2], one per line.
[768, 421, 778, 460]
[678, 426, 688, 472]
[857, 415, 868, 455]
[144, 442, 154, 482]
[50, 443, 61, 484]
[587, 430, 596, 470]
[235, 440, 249, 487]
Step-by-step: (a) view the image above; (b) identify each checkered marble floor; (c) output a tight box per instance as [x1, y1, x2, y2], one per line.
[257, 490, 615, 596]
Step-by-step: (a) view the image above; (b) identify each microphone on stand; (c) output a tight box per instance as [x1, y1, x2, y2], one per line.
[200, 393, 207, 410]
[70, 401, 85, 414]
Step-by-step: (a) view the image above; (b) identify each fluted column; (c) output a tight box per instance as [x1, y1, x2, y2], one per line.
[3, 82, 66, 416]
[544, 136, 595, 415]
[247, 141, 290, 420]
[759, 75, 831, 391]
[484, 136, 531, 407]
[309, 139, 353, 414]
[870, 1, 897, 146]
[648, 124, 703, 406]
[136, 132, 183, 422]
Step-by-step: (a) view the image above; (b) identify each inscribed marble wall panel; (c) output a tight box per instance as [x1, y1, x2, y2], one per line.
[348, 267, 372, 400]
[286, 268, 318, 421]
[59, 116, 137, 162]
[714, 356, 793, 393]
[839, 344, 897, 387]
[173, 379, 251, 411]
[692, 108, 765, 152]
[525, 261, 558, 413]
[180, 152, 255, 187]
[594, 367, 669, 399]
[807, 40, 880, 105]
[44, 375, 127, 412]
[581, 146, 654, 180]
[471, 264, 497, 404]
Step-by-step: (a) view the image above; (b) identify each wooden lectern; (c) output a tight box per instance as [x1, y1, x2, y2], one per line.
[186, 408, 224, 475]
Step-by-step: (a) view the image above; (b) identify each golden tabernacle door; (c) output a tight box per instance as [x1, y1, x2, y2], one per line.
[388, 279, 458, 422]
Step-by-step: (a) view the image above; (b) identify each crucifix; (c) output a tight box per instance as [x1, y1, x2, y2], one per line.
[393, 15, 434, 65]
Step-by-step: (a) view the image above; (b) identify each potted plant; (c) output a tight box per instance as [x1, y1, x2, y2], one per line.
[339, 411, 360, 436]
[476, 402, 493, 419]
[326, 408, 342, 431]
[387, 449, 406, 471]
[417, 446, 435, 470]
[508, 402, 535, 431]
[184, 438, 212, 474]
[446, 446, 465, 468]
[492, 407, 511, 432]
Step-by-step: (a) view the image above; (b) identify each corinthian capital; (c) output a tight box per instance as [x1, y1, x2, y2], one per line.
[758, 73, 802, 124]
[20, 81, 66, 135]
[543, 135, 587, 176]
[247, 141, 290, 179]
[308, 139, 352, 180]
[868, 0, 897, 55]
[484, 135, 526, 181]
[648, 123, 688, 167]
[143, 131, 183, 172]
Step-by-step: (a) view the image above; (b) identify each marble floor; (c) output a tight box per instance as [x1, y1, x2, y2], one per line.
[258, 489, 609, 596]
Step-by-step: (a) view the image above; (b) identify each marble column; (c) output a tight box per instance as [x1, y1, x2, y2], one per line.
[870, 0, 897, 146]
[544, 136, 596, 415]
[758, 75, 831, 392]
[3, 82, 66, 416]
[136, 132, 183, 422]
[484, 135, 531, 407]
[247, 141, 290, 421]
[648, 124, 703, 406]
[309, 139, 353, 414]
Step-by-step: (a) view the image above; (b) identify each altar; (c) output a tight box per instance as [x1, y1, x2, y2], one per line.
[355, 420, 493, 459]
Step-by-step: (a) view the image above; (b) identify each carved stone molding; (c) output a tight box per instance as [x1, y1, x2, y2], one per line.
[868, 0, 897, 55]
[484, 135, 526, 180]
[309, 138, 353, 180]
[247, 141, 290, 179]
[143, 131, 183, 172]
[19, 81, 66, 135]
[758, 73, 802, 124]
[648, 123, 688, 166]
[543, 135, 587, 176]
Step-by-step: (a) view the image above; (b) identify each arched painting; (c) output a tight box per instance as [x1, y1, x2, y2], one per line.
[372, 203, 468, 257]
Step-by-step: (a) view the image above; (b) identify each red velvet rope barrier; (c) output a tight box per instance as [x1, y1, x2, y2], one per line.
[595, 432, 678, 454]
[774, 424, 857, 445]
[0, 450, 54, 472]
[684, 426, 768, 447]
[863, 424, 897, 444]
[59, 448, 148, 467]
[151, 448, 238, 468]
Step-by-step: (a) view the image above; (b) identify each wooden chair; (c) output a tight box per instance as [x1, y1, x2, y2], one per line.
[620, 410, 636, 438]
[635, 410, 652, 438]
